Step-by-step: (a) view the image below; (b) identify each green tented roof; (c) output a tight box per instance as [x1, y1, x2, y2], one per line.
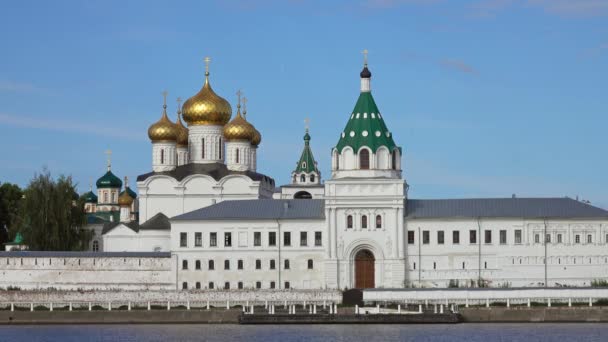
[335, 91, 397, 153]
[96, 170, 122, 189]
[82, 191, 98, 203]
[87, 211, 120, 223]
[294, 131, 319, 174]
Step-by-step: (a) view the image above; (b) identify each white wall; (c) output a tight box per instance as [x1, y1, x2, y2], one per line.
[103, 225, 170, 252]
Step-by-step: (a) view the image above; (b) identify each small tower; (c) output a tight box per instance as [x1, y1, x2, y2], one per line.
[292, 119, 321, 185]
[96, 150, 122, 211]
[175, 97, 189, 166]
[118, 187, 134, 223]
[148, 91, 178, 172]
[82, 182, 98, 213]
[332, 49, 402, 179]
[119, 176, 138, 221]
[223, 90, 255, 171]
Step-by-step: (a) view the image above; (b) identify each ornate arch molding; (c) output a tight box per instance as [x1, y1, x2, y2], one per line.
[343, 238, 385, 261]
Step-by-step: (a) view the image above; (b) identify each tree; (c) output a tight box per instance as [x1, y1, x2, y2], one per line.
[16, 169, 92, 251]
[0, 182, 23, 246]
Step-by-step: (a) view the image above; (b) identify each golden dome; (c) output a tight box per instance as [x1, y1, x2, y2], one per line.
[251, 127, 261, 146]
[223, 105, 255, 142]
[148, 101, 178, 142]
[182, 63, 232, 126]
[118, 190, 134, 207]
[175, 111, 189, 147]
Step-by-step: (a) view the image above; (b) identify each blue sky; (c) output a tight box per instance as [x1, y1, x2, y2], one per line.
[0, 0, 606, 208]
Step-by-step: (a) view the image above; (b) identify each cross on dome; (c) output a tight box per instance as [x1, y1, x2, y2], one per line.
[362, 49, 368, 66]
[105, 149, 112, 171]
[204, 56, 211, 75]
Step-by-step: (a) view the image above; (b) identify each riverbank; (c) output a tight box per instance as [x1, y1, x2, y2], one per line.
[3, 307, 608, 324]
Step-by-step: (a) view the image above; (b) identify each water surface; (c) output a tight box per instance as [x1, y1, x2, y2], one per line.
[1, 323, 607, 342]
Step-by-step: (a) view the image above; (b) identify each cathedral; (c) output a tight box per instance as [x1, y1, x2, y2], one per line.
[82, 54, 608, 290]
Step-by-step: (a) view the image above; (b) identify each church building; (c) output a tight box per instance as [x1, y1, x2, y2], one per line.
[82, 53, 608, 290]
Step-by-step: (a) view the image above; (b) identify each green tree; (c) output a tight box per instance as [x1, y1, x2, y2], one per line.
[0, 182, 23, 246]
[16, 169, 92, 251]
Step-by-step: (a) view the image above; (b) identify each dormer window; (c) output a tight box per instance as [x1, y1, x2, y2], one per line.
[302, 161, 307, 169]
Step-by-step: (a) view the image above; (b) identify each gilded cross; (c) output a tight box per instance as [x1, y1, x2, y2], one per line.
[304, 117, 310, 132]
[162, 90, 168, 107]
[242, 97, 248, 117]
[204, 56, 211, 74]
[104, 149, 112, 170]
[236, 90, 242, 107]
[362, 49, 368, 65]
[176, 97, 182, 115]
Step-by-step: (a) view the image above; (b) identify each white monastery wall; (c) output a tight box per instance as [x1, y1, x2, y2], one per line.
[0, 255, 175, 291]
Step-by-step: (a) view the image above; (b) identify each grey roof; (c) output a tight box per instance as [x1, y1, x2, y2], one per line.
[139, 212, 171, 231]
[173, 199, 325, 221]
[0, 251, 171, 258]
[101, 213, 171, 235]
[137, 163, 275, 186]
[101, 220, 139, 235]
[406, 198, 608, 219]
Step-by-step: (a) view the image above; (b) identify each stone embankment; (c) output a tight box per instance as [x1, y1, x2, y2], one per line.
[460, 307, 608, 323]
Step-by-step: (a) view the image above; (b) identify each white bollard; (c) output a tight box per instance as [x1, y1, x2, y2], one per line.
[69, 302, 72, 311]
[377, 304, 380, 314]
[30, 303, 34, 312]
[265, 300, 268, 309]
[418, 304, 422, 313]
[108, 302, 111, 311]
[303, 300, 306, 307]
[486, 299, 489, 308]
[187, 301, 190, 310]
[355, 304, 359, 314]
[506, 299, 510, 308]
[207, 300, 210, 310]
[227, 300, 230, 310]
[50, 303, 53, 312]
[590, 297, 593, 307]
[465, 298, 469, 308]
[440, 304, 444, 314]
[323, 300, 326, 309]
[548, 298, 551, 307]
[434, 304, 437, 314]
[243, 305, 246, 313]
[147, 301, 151, 311]
[272, 305, 275, 315]
[425, 299, 428, 307]
[335, 304, 338, 315]
[89, 302, 92, 311]
[568, 298, 572, 307]
[167, 301, 170, 311]
[251, 305, 254, 314]
[284, 300, 288, 308]
[128, 301, 131, 311]
[527, 298, 531, 307]
[10, 303, 14, 312]
[309, 305, 312, 314]
[398, 305, 401, 314]
[313, 304, 317, 314]
[329, 304, 333, 314]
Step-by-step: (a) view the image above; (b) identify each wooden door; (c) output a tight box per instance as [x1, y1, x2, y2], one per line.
[355, 250, 375, 288]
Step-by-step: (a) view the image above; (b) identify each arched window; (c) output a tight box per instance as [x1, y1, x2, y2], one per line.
[104, 192, 108, 203]
[359, 149, 370, 170]
[300, 175, 305, 182]
[92, 240, 99, 252]
[302, 161, 307, 169]
[182, 260, 188, 270]
[310, 174, 315, 182]
[195, 260, 201, 270]
[375, 215, 382, 229]
[160, 149, 165, 164]
[347, 215, 353, 229]
[182, 282, 188, 290]
[208, 260, 214, 270]
[361, 215, 368, 229]
[236, 149, 240, 163]
[219, 138, 222, 159]
[392, 151, 397, 170]
[201, 138, 205, 159]
[308, 259, 314, 269]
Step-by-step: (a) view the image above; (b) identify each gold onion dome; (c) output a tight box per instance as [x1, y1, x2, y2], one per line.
[223, 102, 255, 142]
[118, 190, 134, 207]
[182, 57, 232, 126]
[175, 98, 189, 147]
[148, 92, 178, 142]
[243, 97, 261, 146]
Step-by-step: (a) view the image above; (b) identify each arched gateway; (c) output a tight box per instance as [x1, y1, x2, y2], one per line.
[354, 249, 375, 288]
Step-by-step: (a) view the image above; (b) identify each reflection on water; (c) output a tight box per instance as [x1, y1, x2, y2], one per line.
[0, 323, 607, 342]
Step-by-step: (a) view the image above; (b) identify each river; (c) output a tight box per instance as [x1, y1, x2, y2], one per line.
[1, 323, 606, 341]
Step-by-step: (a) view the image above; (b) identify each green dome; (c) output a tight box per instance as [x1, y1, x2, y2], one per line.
[82, 191, 98, 203]
[120, 186, 137, 199]
[96, 170, 122, 189]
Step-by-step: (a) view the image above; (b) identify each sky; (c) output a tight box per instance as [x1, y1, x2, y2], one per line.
[0, 0, 606, 208]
